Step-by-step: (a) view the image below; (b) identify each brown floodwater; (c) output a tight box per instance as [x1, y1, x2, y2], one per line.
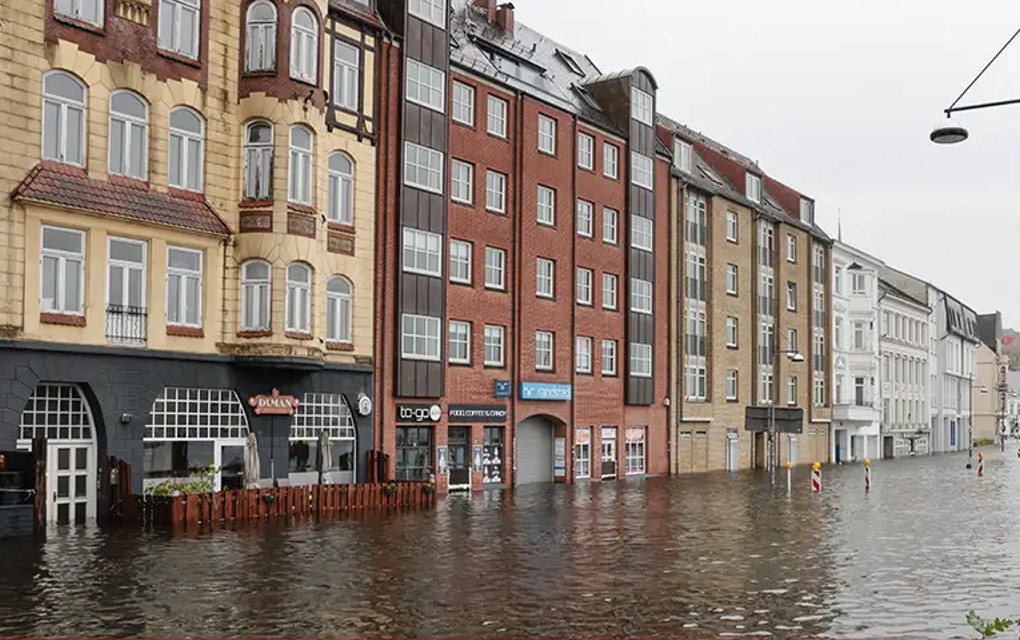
[1, 448, 1018, 638]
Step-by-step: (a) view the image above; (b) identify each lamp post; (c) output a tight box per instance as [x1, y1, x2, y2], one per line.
[768, 330, 805, 485]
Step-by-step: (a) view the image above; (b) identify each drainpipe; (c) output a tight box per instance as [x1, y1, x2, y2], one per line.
[510, 88, 522, 487]
[569, 114, 577, 483]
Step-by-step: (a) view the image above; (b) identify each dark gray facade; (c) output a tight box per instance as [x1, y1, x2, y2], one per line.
[0, 341, 374, 499]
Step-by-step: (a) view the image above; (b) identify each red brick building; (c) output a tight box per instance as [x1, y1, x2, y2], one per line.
[373, 0, 670, 491]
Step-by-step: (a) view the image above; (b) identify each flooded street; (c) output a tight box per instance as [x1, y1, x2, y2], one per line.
[2, 448, 1018, 638]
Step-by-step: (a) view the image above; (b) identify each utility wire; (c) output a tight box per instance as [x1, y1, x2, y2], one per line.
[948, 25, 1020, 112]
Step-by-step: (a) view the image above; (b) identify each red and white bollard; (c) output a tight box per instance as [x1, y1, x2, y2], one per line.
[786, 460, 792, 495]
[978, 452, 984, 477]
[811, 461, 822, 492]
[864, 458, 871, 492]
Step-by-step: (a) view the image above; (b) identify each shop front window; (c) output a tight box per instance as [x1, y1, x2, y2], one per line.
[575, 427, 591, 479]
[396, 426, 433, 481]
[482, 426, 503, 484]
[289, 393, 357, 484]
[625, 427, 646, 475]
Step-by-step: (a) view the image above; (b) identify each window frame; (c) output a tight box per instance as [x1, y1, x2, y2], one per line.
[726, 210, 738, 243]
[166, 245, 203, 328]
[403, 141, 444, 194]
[41, 71, 87, 167]
[450, 158, 474, 205]
[603, 142, 619, 179]
[243, 120, 273, 201]
[535, 330, 554, 371]
[448, 239, 472, 285]
[630, 342, 653, 378]
[485, 169, 507, 213]
[630, 87, 654, 125]
[245, 0, 277, 72]
[284, 262, 311, 334]
[483, 324, 505, 367]
[39, 225, 86, 316]
[405, 58, 446, 113]
[536, 185, 556, 226]
[168, 106, 205, 192]
[725, 316, 738, 348]
[401, 226, 443, 278]
[576, 199, 593, 238]
[603, 207, 618, 244]
[786, 234, 797, 262]
[726, 264, 738, 295]
[577, 132, 594, 170]
[158, 0, 201, 59]
[537, 114, 557, 155]
[326, 151, 354, 224]
[575, 336, 593, 374]
[108, 90, 149, 180]
[630, 151, 654, 189]
[289, 6, 319, 83]
[484, 246, 506, 291]
[575, 267, 593, 306]
[674, 138, 692, 173]
[240, 259, 272, 332]
[452, 81, 475, 126]
[325, 275, 353, 344]
[725, 370, 738, 401]
[332, 39, 360, 111]
[601, 339, 617, 376]
[408, 0, 445, 28]
[401, 313, 442, 361]
[746, 172, 762, 203]
[486, 95, 508, 138]
[448, 319, 471, 365]
[629, 277, 653, 314]
[630, 215, 654, 251]
[55, 0, 104, 26]
[602, 273, 618, 310]
[536, 257, 554, 299]
[287, 124, 314, 205]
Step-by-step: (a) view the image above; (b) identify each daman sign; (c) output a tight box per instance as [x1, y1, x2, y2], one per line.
[248, 388, 300, 416]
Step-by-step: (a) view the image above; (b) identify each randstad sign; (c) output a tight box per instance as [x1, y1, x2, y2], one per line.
[248, 388, 300, 416]
[519, 382, 572, 401]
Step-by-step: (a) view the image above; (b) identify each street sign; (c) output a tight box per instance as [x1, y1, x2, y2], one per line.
[744, 406, 804, 434]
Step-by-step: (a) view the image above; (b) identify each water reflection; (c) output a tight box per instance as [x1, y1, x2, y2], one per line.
[1, 450, 1018, 638]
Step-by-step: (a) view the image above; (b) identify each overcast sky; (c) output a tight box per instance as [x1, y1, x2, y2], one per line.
[525, 0, 1020, 328]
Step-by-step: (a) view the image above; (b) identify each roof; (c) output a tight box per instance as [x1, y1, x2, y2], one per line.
[329, 0, 385, 28]
[878, 276, 929, 309]
[13, 162, 232, 236]
[877, 264, 930, 307]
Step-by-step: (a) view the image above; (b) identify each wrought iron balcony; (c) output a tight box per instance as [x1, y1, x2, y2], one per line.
[106, 304, 147, 347]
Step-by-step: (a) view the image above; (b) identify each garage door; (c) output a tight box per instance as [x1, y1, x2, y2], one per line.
[516, 417, 553, 484]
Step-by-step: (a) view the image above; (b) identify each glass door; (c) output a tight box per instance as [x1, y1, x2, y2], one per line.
[600, 427, 617, 480]
[47, 443, 96, 525]
[448, 427, 470, 489]
[219, 443, 246, 491]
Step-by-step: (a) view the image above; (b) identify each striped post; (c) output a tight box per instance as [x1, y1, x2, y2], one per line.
[811, 462, 822, 492]
[864, 458, 871, 492]
[978, 452, 984, 477]
[785, 460, 792, 495]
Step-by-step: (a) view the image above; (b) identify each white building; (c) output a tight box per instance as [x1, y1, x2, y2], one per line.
[929, 293, 980, 453]
[830, 242, 882, 462]
[876, 266, 934, 457]
[1008, 370, 1020, 437]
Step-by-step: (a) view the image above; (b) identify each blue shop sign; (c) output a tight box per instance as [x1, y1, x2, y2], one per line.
[494, 380, 511, 399]
[520, 382, 573, 401]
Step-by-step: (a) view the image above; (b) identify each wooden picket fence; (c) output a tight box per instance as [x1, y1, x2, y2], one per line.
[132, 482, 434, 532]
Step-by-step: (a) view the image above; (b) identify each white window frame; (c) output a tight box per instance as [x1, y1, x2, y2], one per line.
[726, 264, 738, 295]
[603, 207, 618, 244]
[787, 376, 798, 405]
[486, 95, 508, 138]
[786, 234, 797, 262]
[536, 258, 554, 299]
[405, 58, 446, 113]
[403, 141, 444, 194]
[326, 275, 353, 344]
[575, 336, 592, 374]
[168, 106, 204, 192]
[726, 370, 738, 400]
[287, 124, 313, 204]
[625, 431, 645, 475]
[332, 39, 360, 111]
[40, 225, 86, 315]
[630, 277, 652, 314]
[243, 120, 273, 201]
[245, 0, 277, 72]
[602, 273, 618, 310]
[537, 115, 557, 154]
[401, 313, 442, 361]
[42, 71, 87, 167]
[746, 172, 762, 203]
[451, 159, 473, 205]
[726, 210, 738, 242]
[535, 331, 554, 371]
[576, 267, 593, 305]
[631, 151, 654, 189]
[674, 138, 692, 173]
[408, 0, 445, 28]
[166, 246, 203, 328]
[448, 319, 471, 364]
[631, 215, 653, 251]
[55, 0, 104, 26]
[289, 7, 318, 83]
[726, 316, 738, 348]
[240, 260, 271, 331]
[631, 87, 653, 125]
[158, 0, 200, 59]
[284, 262, 311, 334]
[537, 185, 555, 225]
[787, 282, 797, 311]
[575, 429, 591, 479]
[485, 170, 506, 213]
[452, 81, 474, 126]
[601, 339, 617, 375]
[401, 226, 443, 277]
[484, 246, 505, 290]
[577, 132, 594, 169]
[603, 142, 618, 178]
[325, 152, 355, 224]
[107, 236, 147, 317]
[576, 199, 593, 237]
[108, 90, 149, 180]
[630, 342, 653, 378]
[483, 324, 505, 367]
[449, 239, 472, 285]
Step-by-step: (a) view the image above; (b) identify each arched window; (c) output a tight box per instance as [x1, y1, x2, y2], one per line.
[289, 7, 318, 83]
[240, 260, 271, 331]
[288, 124, 313, 204]
[243, 121, 273, 200]
[327, 151, 353, 224]
[245, 0, 277, 72]
[108, 90, 148, 180]
[168, 106, 204, 192]
[42, 71, 86, 166]
[326, 276, 352, 344]
[158, 0, 200, 59]
[54, 0, 104, 27]
[285, 262, 311, 333]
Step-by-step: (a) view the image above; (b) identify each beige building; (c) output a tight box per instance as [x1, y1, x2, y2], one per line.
[661, 117, 832, 473]
[972, 341, 1008, 445]
[0, 0, 382, 524]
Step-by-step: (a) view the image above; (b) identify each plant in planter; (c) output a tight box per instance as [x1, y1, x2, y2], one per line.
[382, 481, 398, 496]
[146, 465, 218, 497]
[422, 482, 436, 495]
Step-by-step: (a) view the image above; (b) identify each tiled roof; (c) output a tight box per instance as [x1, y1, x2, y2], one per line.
[13, 162, 231, 236]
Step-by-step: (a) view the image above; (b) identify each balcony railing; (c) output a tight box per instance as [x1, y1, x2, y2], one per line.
[106, 304, 147, 347]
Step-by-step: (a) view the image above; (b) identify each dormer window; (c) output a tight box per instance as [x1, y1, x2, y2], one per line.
[674, 138, 692, 173]
[746, 172, 761, 203]
[801, 197, 814, 224]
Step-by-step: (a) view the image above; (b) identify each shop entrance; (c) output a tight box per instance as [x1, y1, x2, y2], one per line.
[448, 427, 471, 490]
[516, 416, 556, 484]
[600, 427, 617, 479]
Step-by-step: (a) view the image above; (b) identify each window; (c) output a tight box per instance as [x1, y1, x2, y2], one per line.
[800, 197, 814, 224]
[287, 125, 313, 204]
[836, 375, 844, 405]
[404, 141, 444, 193]
[630, 342, 653, 377]
[283, 263, 311, 333]
[324, 151, 355, 224]
[577, 133, 594, 169]
[537, 185, 555, 225]
[726, 370, 738, 400]
[166, 247, 202, 327]
[449, 240, 471, 284]
[602, 273, 618, 310]
[448, 320, 470, 364]
[245, 0, 277, 71]
[484, 247, 505, 290]
[834, 316, 843, 349]
[538, 115, 556, 154]
[486, 96, 507, 137]
[243, 121, 273, 200]
[726, 316, 738, 347]
[108, 91, 148, 180]
[536, 258, 554, 298]
[787, 376, 798, 405]
[402, 227, 443, 277]
[674, 138, 692, 172]
[726, 211, 738, 242]
[576, 200, 593, 237]
[853, 320, 865, 350]
[834, 265, 843, 295]
[746, 172, 761, 203]
[40, 226, 85, 315]
[631, 215, 653, 251]
[332, 40, 359, 110]
[631, 151, 654, 189]
[625, 429, 646, 475]
[787, 327, 798, 352]
[786, 235, 797, 262]
[450, 159, 473, 204]
[535, 331, 553, 370]
[575, 336, 592, 373]
[395, 426, 432, 481]
[630, 277, 652, 314]
[576, 267, 593, 305]
[42, 71, 86, 166]
[603, 207, 619, 244]
[168, 107, 204, 192]
[326, 276, 352, 343]
[486, 170, 506, 213]
[107, 237, 146, 339]
[55, 0, 103, 25]
[401, 313, 441, 361]
[240, 260, 271, 331]
[575, 428, 591, 479]
[602, 339, 617, 375]
[158, 0, 200, 59]
[786, 282, 797, 310]
[452, 82, 474, 125]
[603, 142, 618, 178]
[408, 0, 445, 28]
[852, 272, 867, 295]
[726, 264, 738, 295]
[484, 325, 504, 366]
[405, 59, 445, 112]
[289, 7, 318, 82]
[631, 87, 653, 125]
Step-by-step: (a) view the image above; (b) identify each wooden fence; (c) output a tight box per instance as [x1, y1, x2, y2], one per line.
[131, 482, 434, 532]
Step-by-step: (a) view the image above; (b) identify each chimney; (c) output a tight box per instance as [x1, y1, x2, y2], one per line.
[473, 0, 496, 22]
[496, 2, 514, 34]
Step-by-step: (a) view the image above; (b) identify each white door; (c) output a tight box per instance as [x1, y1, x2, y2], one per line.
[47, 443, 96, 525]
[725, 436, 738, 472]
[600, 428, 617, 479]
